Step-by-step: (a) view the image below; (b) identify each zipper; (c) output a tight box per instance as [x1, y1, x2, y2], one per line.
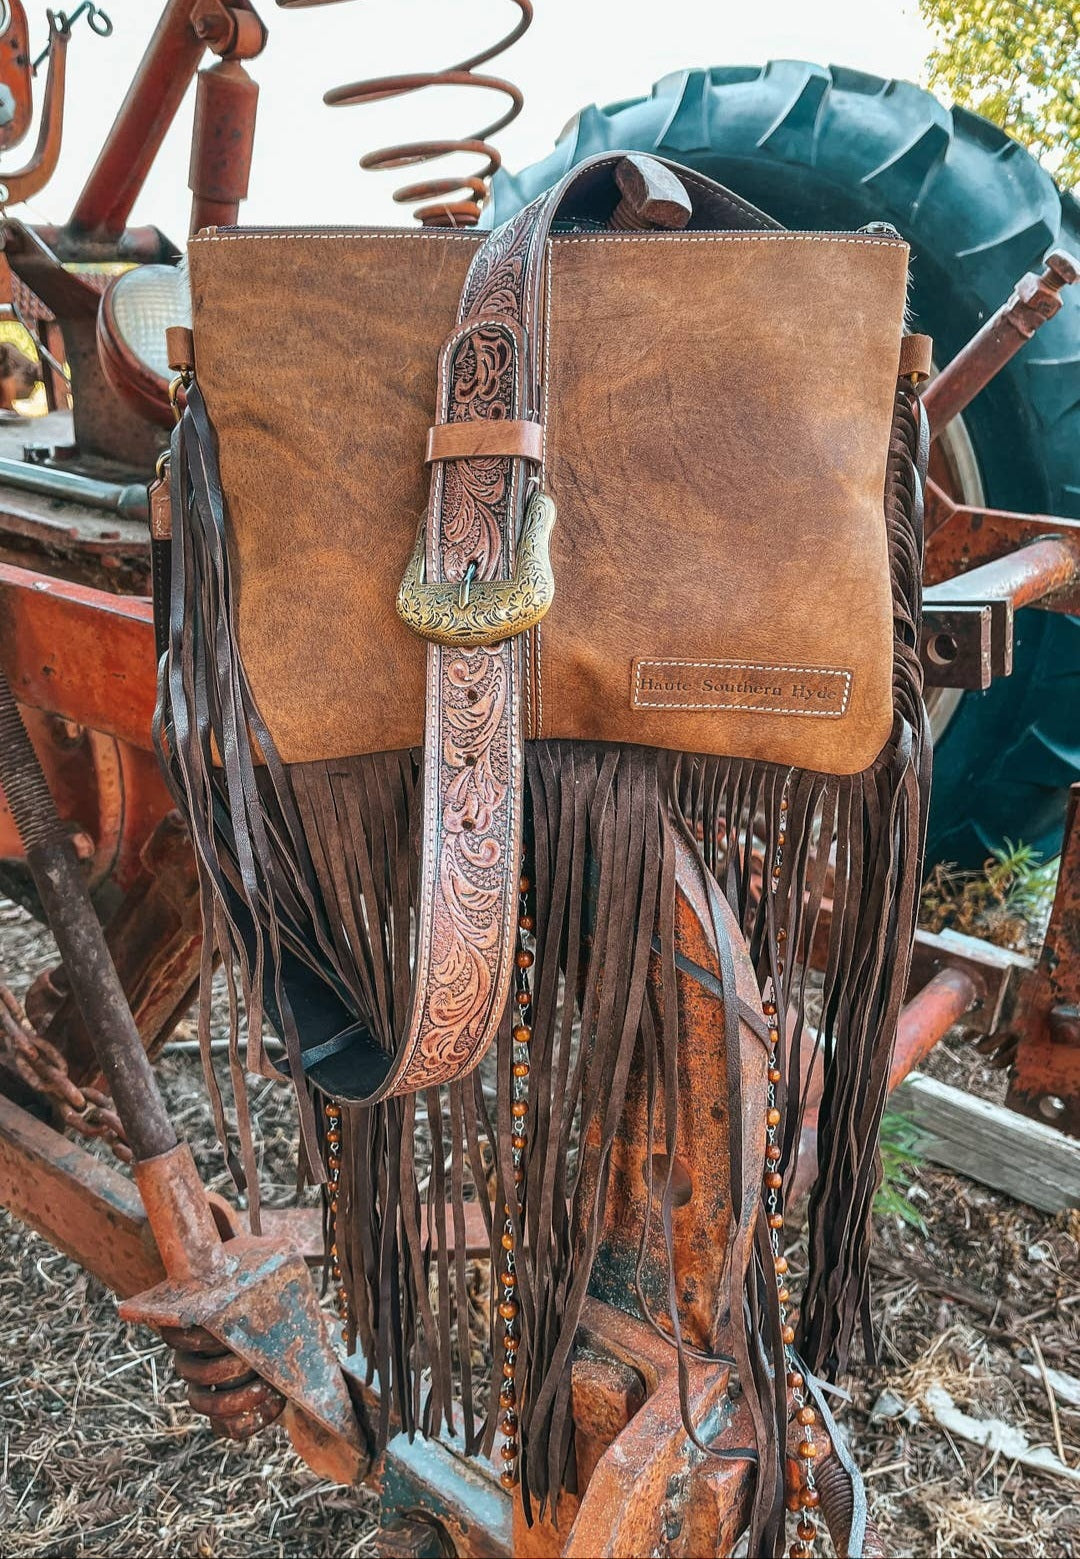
[197, 222, 908, 242]
[859, 221, 903, 239]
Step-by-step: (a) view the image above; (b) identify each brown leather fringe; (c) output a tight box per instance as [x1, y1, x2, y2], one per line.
[156, 377, 927, 1552]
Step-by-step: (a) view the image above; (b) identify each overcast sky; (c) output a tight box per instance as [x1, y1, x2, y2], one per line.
[17, 1, 933, 241]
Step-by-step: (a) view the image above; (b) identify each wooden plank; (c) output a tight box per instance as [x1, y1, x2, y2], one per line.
[0, 1091, 164, 1296]
[892, 1071, 1080, 1213]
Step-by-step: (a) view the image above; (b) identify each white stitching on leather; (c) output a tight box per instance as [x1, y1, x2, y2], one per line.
[550, 233, 904, 248]
[194, 230, 905, 250]
[192, 230, 481, 243]
[633, 660, 853, 717]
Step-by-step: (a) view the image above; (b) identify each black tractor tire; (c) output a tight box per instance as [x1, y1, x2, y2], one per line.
[493, 62, 1080, 868]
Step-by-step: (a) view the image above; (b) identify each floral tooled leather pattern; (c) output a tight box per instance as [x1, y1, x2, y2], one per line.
[441, 326, 515, 577]
[392, 232, 538, 1090]
[393, 169, 624, 1094]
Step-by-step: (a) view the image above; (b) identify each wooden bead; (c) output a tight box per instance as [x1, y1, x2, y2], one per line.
[768, 1213, 784, 1230]
[513, 1168, 525, 1185]
[325, 1128, 341, 1146]
[777, 831, 786, 846]
[768, 1067, 782, 1084]
[499, 1385, 515, 1409]
[766, 1144, 782, 1162]
[777, 1286, 790, 1303]
[774, 1254, 789, 1274]
[502, 1271, 517, 1289]
[504, 1333, 519, 1354]
[501, 1440, 519, 1460]
[513, 1061, 531, 1079]
[503, 1360, 516, 1379]
[516, 948, 534, 969]
[782, 1325, 796, 1345]
[800, 1487, 821, 1509]
[519, 874, 530, 893]
[798, 1440, 817, 1460]
[511, 1101, 528, 1119]
[500, 1468, 518, 1490]
[765, 1171, 783, 1190]
[516, 991, 530, 1007]
[498, 1299, 519, 1321]
[797, 1406, 816, 1427]
[787, 1371, 804, 1390]
[790, 1545, 812, 1559]
[500, 1412, 518, 1435]
[513, 1023, 532, 1044]
[519, 914, 534, 931]
[797, 1519, 817, 1541]
[763, 1002, 777, 1016]
[512, 1133, 527, 1150]
[767, 1108, 781, 1127]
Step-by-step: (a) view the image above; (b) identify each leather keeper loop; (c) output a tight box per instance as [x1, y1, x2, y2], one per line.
[166, 325, 196, 373]
[425, 418, 544, 464]
[898, 332, 932, 383]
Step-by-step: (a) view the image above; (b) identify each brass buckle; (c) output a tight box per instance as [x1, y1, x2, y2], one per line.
[396, 492, 557, 648]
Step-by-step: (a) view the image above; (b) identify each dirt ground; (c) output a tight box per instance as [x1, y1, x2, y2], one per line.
[1, 895, 1078, 1558]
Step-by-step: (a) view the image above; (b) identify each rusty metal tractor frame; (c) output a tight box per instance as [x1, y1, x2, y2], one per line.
[0, 4, 1078, 1555]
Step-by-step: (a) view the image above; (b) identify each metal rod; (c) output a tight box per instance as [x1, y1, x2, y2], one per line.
[923, 251, 1079, 437]
[924, 537, 1079, 612]
[67, 0, 206, 238]
[888, 966, 981, 1093]
[0, 456, 149, 521]
[0, 667, 177, 1161]
[188, 58, 259, 234]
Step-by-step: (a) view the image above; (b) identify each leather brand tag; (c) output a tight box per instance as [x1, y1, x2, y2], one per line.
[632, 660, 852, 718]
[148, 474, 172, 542]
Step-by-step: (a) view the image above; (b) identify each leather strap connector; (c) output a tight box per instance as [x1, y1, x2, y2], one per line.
[166, 325, 196, 374]
[425, 418, 544, 464]
[899, 332, 933, 383]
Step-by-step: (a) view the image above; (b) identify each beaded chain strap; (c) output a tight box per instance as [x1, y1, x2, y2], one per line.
[763, 782, 822, 1558]
[496, 862, 535, 1488]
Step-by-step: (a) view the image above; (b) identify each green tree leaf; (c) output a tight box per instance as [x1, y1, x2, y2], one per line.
[919, 0, 1080, 186]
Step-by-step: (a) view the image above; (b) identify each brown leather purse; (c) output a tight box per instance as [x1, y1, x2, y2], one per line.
[157, 153, 928, 1540]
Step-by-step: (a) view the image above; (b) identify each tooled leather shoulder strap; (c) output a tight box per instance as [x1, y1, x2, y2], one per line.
[363, 153, 780, 1101]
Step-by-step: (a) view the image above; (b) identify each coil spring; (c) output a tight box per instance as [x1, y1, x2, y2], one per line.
[159, 1324, 286, 1441]
[320, 0, 533, 227]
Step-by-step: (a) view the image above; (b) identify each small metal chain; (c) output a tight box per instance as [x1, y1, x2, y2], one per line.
[0, 980, 131, 1162]
[497, 864, 534, 1490]
[760, 785, 821, 1557]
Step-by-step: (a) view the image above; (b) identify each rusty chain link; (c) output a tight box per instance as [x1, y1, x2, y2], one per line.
[0, 981, 132, 1162]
